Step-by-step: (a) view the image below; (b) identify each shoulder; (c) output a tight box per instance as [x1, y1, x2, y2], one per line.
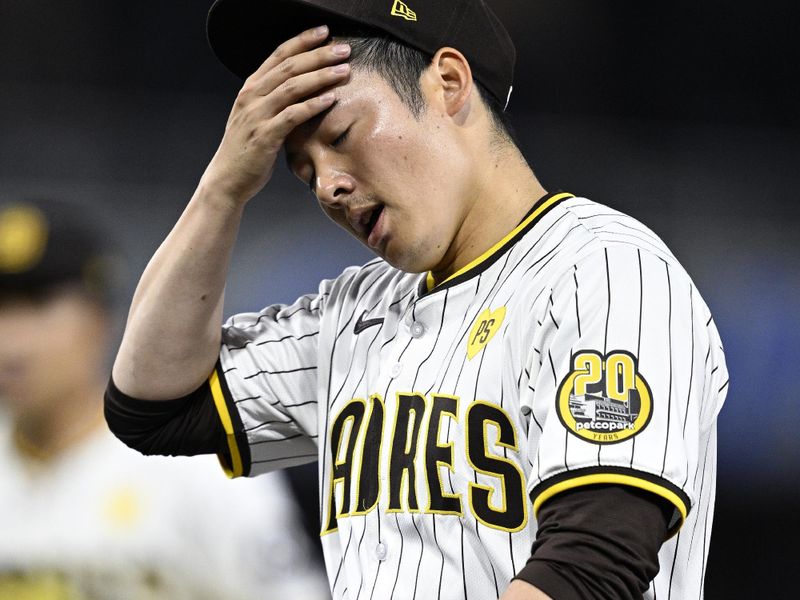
[558, 196, 680, 265]
[512, 195, 688, 290]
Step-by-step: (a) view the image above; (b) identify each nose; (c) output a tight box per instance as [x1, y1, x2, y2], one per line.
[315, 171, 355, 208]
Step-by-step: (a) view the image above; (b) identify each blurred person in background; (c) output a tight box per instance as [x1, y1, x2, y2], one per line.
[0, 198, 330, 600]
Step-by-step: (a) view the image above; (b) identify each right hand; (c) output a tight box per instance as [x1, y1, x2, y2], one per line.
[200, 25, 351, 206]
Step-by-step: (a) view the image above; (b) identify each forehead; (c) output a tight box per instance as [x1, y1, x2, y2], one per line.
[284, 68, 412, 160]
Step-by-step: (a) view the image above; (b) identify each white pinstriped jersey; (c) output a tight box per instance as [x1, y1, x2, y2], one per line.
[212, 192, 728, 599]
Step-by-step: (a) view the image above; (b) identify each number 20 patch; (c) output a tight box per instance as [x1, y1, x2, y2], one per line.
[556, 350, 653, 444]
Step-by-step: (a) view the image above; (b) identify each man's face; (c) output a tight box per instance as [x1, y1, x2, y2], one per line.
[0, 288, 108, 416]
[285, 68, 476, 274]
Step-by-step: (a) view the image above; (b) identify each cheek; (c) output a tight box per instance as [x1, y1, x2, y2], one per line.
[1, 304, 104, 399]
[355, 114, 438, 186]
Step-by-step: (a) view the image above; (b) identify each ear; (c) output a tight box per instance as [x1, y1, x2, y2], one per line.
[422, 47, 473, 117]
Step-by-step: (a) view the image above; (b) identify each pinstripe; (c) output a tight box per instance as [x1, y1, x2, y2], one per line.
[351, 513, 369, 600]
[242, 418, 291, 432]
[598, 248, 612, 465]
[586, 219, 665, 246]
[327, 276, 390, 411]
[226, 331, 320, 352]
[460, 522, 467, 599]
[684, 432, 713, 579]
[412, 289, 449, 388]
[230, 298, 321, 332]
[318, 267, 392, 544]
[337, 321, 383, 419]
[666, 530, 681, 600]
[251, 452, 316, 465]
[331, 524, 354, 594]
[233, 395, 260, 404]
[698, 454, 715, 598]
[251, 432, 303, 445]
[410, 514, 424, 598]
[681, 284, 696, 491]
[243, 365, 316, 379]
[319, 295, 365, 568]
[603, 248, 611, 355]
[469, 344, 500, 597]
[367, 552, 382, 600]
[661, 260, 673, 478]
[573, 266, 582, 338]
[423, 278, 482, 397]
[433, 516, 444, 600]
[387, 513, 405, 599]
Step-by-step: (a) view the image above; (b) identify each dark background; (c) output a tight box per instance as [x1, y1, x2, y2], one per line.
[2, 1, 798, 597]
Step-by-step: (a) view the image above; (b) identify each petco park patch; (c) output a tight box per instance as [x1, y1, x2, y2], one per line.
[556, 350, 652, 444]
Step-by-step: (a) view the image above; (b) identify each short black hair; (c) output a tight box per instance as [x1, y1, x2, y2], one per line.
[333, 30, 516, 144]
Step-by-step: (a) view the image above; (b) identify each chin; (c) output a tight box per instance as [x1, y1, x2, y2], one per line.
[380, 244, 440, 275]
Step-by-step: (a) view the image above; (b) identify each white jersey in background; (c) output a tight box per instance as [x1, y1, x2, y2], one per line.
[0, 413, 330, 600]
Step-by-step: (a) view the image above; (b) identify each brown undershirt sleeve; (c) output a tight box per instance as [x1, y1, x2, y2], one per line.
[104, 375, 227, 457]
[514, 484, 675, 599]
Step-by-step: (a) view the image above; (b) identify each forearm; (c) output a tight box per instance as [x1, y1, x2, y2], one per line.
[112, 184, 244, 399]
[500, 580, 553, 600]
[113, 27, 350, 400]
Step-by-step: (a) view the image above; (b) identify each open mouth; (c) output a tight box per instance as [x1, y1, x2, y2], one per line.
[365, 205, 384, 237]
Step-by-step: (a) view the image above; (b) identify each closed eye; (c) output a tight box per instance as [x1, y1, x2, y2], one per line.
[331, 127, 351, 148]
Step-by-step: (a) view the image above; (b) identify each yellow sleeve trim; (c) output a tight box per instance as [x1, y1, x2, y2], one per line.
[209, 369, 244, 478]
[533, 473, 689, 529]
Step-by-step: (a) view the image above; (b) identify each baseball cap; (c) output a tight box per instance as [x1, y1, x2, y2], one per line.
[207, 0, 516, 109]
[0, 199, 118, 305]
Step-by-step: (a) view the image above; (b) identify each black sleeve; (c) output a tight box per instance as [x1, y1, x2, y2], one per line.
[104, 375, 227, 457]
[514, 484, 674, 599]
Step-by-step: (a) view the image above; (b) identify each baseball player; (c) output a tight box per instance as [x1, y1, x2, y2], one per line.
[105, 1, 729, 598]
[0, 199, 329, 599]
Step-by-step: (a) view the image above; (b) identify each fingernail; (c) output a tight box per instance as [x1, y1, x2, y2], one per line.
[314, 25, 328, 37]
[332, 44, 351, 56]
[332, 63, 350, 74]
[320, 92, 335, 103]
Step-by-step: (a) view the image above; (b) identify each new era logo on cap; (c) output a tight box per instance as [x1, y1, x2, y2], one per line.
[391, 0, 417, 21]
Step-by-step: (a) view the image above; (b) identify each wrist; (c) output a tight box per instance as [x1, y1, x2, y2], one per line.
[193, 176, 252, 215]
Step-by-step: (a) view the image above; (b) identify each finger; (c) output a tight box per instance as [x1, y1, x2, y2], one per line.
[262, 62, 351, 114]
[250, 41, 351, 97]
[249, 25, 330, 82]
[268, 92, 337, 143]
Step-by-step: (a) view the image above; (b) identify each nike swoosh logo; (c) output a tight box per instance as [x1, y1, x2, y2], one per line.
[354, 310, 384, 335]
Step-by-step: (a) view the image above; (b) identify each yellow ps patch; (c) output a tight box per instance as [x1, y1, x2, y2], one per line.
[0, 205, 48, 274]
[467, 307, 506, 360]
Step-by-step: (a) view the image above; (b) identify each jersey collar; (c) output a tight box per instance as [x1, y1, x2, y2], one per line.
[422, 191, 574, 295]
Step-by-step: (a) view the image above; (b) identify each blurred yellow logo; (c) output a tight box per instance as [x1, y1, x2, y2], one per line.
[0, 205, 48, 274]
[104, 487, 141, 529]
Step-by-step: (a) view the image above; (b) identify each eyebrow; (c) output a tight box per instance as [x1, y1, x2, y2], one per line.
[284, 100, 340, 173]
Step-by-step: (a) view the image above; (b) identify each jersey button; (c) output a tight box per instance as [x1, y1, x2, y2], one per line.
[390, 363, 403, 378]
[375, 542, 387, 561]
[410, 322, 425, 338]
